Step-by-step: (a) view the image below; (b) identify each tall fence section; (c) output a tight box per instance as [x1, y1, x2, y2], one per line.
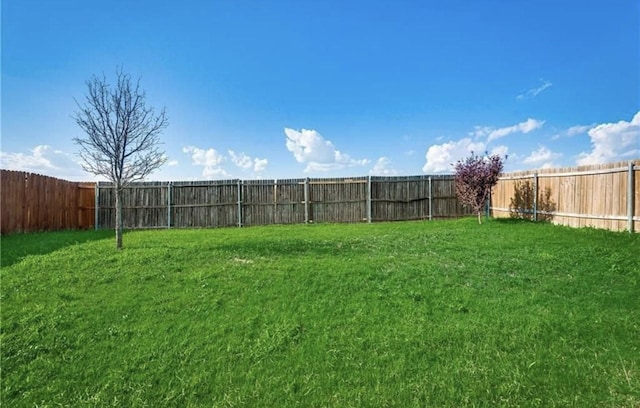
[0, 170, 94, 234]
[491, 160, 640, 232]
[95, 175, 468, 229]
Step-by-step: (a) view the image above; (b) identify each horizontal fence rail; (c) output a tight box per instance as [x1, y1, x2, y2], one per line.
[491, 160, 640, 232]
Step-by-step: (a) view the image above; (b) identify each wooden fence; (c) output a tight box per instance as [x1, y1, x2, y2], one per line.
[95, 175, 469, 229]
[4, 160, 638, 234]
[491, 160, 640, 232]
[0, 170, 95, 234]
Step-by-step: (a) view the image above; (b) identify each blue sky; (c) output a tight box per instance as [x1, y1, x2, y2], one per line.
[2, 0, 639, 181]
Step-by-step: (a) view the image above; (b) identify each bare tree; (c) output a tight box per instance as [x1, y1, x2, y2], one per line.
[73, 69, 168, 249]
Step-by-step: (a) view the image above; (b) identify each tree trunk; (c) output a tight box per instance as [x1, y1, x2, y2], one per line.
[115, 187, 123, 250]
[477, 211, 482, 224]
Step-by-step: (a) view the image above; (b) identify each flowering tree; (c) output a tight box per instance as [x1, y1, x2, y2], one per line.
[454, 153, 505, 224]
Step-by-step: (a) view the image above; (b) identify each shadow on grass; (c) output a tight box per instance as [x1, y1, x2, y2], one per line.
[0, 229, 115, 268]
[492, 218, 538, 226]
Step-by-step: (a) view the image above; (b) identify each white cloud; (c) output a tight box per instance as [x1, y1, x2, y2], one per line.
[284, 128, 369, 172]
[490, 145, 509, 158]
[1, 145, 58, 171]
[517, 79, 552, 100]
[470, 118, 544, 142]
[422, 138, 486, 173]
[489, 118, 545, 142]
[228, 150, 253, 169]
[182, 145, 229, 178]
[469, 125, 492, 139]
[566, 124, 592, 137]
[228, 150, 268, 174]
[552, 124, 593, 140]
[577, 111, 640, 165]
[253, 158, 268, 173]
[523, 146, 562, 168]
[0, 145, 94, 180]
[370, 157, 398, 176]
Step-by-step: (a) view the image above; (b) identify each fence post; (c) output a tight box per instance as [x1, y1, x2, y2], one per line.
[274, 179, 278, 225]
[304, 178, 310, 224]
[167, 182, 172, 229]
[533, 172, 539, 222]
[367, 175, 372, 223]
[428, 176, 433, 220]
[237, 180, 243, 227]
[94, 182, 99, 231]
[629, 162, 635, 233]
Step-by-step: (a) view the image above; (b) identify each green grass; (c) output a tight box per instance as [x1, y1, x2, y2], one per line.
[1, 219, 639, 407]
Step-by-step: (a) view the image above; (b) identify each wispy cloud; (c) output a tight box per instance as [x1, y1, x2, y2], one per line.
[551, 124, 594, 140]
[517, 79, 552, 100]
[284, 128, 369, 172]
[470, 118, 545, 142]
[577, 111, 640, 165]
[566, 124, 592, 137]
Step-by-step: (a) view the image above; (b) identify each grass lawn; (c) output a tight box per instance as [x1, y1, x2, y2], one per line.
[1, 218, 639, 407]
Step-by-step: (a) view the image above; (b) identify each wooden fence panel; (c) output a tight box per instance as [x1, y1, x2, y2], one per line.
[371, 176, 430, 221]
[97, 184, 114, 229]
[308, 177, 367, 223]
[491, 160, 639, 232]
[432, 176, 470, 218]
[1, 170, 95, 234]
[78, 185, 96, 229]
[274, 179, 306, 225]
[243, 180, 276, 227]
[97, 182, 167, 229]
[1, 171, 25, 234]
[172, 181, 236, 228]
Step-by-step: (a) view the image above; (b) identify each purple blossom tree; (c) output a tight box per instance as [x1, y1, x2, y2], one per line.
[454, 153, 505, 224]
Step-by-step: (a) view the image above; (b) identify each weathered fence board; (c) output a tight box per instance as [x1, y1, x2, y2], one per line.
[491, 160, 640, 232]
